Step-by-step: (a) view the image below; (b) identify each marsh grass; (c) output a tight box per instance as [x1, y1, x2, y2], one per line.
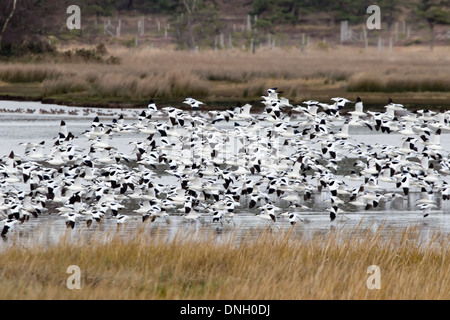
[0, 223, 448, 300]
[1, 46, 449, 104]
[348, 72, 450, 93]
[0, 64, 63, 83]
[41, 66, 211, 100]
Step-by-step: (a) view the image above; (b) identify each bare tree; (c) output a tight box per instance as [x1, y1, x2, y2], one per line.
[0, 0, 17, 50]
[172, 0, 222, 50]
[181, 0, 197, 49]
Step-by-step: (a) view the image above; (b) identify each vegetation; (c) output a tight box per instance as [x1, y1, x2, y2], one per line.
[170, 0, 223, 49]
[1, 0, 449, 54]
[0, 1, 449, 106]
[0, 223, 448, 299]
[0, 45, 449, 107]
[416, 0, 450, 50]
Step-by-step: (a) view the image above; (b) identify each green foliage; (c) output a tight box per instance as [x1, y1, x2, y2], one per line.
[250, 0, 302, 25]
[2, 0, 450, 56]
[315, 40, 329, 51]
[126, 0, 180, 14]
[80, 0, 116, 17]
[247, 0, 437, 27]
[255, 18, 273, 31]
[249, 0, 376, 25]
[72, 48, 104, 62]
[417, 0, 450, 25]
[0, 41, 56, 58]
[415, 0, 450, 49]
[404, 38, 423, 46]
[58, 47, 121, 64]
[121, 37, 137, 48]
[251, 0, 274, 15]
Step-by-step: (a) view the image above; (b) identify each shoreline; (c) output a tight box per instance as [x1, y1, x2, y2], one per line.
[1, 46, 449, 111]
[1, 91, 450, 112]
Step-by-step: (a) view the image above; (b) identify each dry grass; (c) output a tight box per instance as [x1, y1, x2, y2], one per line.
[39, 67, 210, 100]
[0, 223, 448, 300]
[0, 64, 63, 83]
[348, 71, 450, 93]
[0, 45, 449, 105]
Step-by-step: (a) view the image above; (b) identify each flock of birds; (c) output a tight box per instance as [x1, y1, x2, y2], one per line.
[1, 87, 450, 237]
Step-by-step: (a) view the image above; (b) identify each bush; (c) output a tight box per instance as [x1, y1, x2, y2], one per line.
[95, 43, 108, 56]
[105, 55, 122, 65]
[73, 48, 104, 62]
[315, 41, 329, 51]
[0, 41, 56, 57]
[61, 48, 121, 64]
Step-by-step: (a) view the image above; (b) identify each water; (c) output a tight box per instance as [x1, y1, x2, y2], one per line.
[0, 100, 449, 247]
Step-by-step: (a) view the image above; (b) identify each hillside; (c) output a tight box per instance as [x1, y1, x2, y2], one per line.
[1, 0, 449, 55]
[0, 0, 449, 108]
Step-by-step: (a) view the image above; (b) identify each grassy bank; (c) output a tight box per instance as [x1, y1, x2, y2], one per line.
[0, 45, 449, 109]
[0, 224, 448, 300]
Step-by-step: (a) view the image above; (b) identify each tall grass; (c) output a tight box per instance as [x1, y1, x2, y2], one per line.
[0, 224, 448, 300]
[40, 67, 211, 100]
[1, 46, 449, 102]
[0, 64, 63, 83]
[348, 72, 450, 92]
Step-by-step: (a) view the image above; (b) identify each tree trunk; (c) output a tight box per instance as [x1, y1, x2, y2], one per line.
[127, 0, 134, 10]
[181, 0, 196, 49]
[0, 0, 17, 51]
[187, 15, 195, 49]
[429, 22, 435, 50]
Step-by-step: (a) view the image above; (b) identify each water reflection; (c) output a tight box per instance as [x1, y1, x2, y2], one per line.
[0, 191, 447, 249]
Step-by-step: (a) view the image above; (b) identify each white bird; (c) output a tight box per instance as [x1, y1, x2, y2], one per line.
[60, 211, 83, 229]
[256, 204, 279, 224]
[261, 87, 279, 102]
[116, 214, 129, 226]
[348, 97, 366, 117]
[281, 211, 304, 225]
[1, 218, 20, 237]
[183, 97, 204, 110]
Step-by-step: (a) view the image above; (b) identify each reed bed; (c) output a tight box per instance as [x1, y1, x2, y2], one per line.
[348, 72, 450, 93]
[0, 64, 64, 83]
[0, 223, 448, 300]
[0, 46, 449, 103]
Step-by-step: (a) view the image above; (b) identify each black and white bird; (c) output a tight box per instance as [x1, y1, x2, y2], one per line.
[1, 218, 20, 237]
[183, 97, 204, 110]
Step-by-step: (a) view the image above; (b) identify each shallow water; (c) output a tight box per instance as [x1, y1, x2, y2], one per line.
[0, 100, 449, 247]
